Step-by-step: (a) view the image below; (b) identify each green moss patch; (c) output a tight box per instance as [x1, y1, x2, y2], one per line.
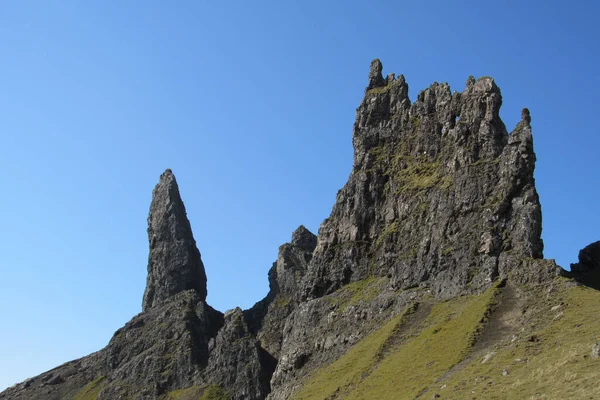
[328, 276, 385, 311]
[367, 143, 453, 194]
[366, 80, 402, 95]
[166, 384, 229, 400]
[73, 376, 106, 400]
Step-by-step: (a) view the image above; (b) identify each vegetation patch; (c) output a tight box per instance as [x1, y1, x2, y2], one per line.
[291, 309, 410, 400]
[432, 280, 600, 399]
[366, 80, 401, 95]
[274, 294, 291, 308]
[367, 143, 453, 193]
[166, 385, 229, 400]
[328, 276, 384, 311]
[471, 157, 500, 167]
[73, 376, 106, 400]
[292, 284, 499, 400]
[374, 220, 400, 249]
[344, 284, 498, 399]
[391, 155, 444, 192]
[410, 115, 421, 130]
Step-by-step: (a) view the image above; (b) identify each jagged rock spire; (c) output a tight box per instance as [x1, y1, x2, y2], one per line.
[142, 169, 207, 311]
[366, 58, 385, 91]
[302, 60, 547, 300]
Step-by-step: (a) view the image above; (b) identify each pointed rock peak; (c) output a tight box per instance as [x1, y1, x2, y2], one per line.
[367, 58, 385, 91]
[291, 225, 317, 251]
[522, 108, 532, 124]
[142, 169, 207, 311]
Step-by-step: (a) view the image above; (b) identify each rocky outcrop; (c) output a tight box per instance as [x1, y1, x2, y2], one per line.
[2, 60, 569, 400]
[0, 170, 271, 400]
[245, 226, 317, 359]
[143, 169, 207, 311]
[267, 60, 561, 399]
[99, 290, 223, 398]
[204, 308, 273, 400]
[565, 241, 600, 289]
[302, 61, 549, 301]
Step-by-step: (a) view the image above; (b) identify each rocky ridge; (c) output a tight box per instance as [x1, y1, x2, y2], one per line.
[2, 59, 594, 400]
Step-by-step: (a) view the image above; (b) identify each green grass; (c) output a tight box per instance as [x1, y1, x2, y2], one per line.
[433, 281, 600, 399]
[366, 80, 402, 95]
[328, 276, 384, 311]
[293, 284, 499, 400]
[166, 385, 229, 400]
[72, 376, 105, 400]
[367, 142, 452, 193]
[291, 310, 410, 400]
[294, 278, 600, 399]
[344, 284, 498, 400]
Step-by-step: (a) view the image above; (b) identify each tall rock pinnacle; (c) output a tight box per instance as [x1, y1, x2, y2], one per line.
[301, 60, 547, 300]
[142, 169, 207, 311]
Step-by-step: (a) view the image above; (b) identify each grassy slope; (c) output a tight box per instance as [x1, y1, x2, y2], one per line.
[436, 281, 600, 399]
[291, 310, 408, 400]
[293, 284, 499, 400]
[165, 385, 229, 400]
[291, 279, 600, 400]
[72, 377, 106, 400]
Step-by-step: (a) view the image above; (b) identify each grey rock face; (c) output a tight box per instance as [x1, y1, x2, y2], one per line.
[142, 169, 207, 311]
[205, 308, 272, 400]
[566, 241, 600, 289]
[367, 58, 385, 91]
[265, 62, 560, 398]
[99, 291, 223, 399]
[302, 61, 549, 301]
[245, 226, 317, 360]
[571, 241, 600, 273]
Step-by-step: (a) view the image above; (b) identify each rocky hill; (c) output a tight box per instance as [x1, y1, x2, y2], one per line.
[2, 59, 599, 400]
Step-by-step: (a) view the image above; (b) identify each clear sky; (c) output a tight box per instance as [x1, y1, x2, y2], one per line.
[1, 0, 599, 391]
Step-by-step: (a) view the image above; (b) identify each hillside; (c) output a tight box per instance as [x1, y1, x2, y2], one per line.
[1, 59, 598, 400]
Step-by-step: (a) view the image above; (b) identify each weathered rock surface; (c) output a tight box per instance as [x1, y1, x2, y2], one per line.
[0, 170, 270, 400]
[267, 60, 560, 399]
[245, 226, 317, 359]
[564, 241, 600, 289]
[204, 308, 273, 400]
[302, 62, 549, 301]
[2, 60, 571, 400]
[143, 169, 207, 311]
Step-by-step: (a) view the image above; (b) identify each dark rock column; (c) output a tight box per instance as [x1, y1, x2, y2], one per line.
[565, 241, 600, 289]
[142, 169, 207, 311]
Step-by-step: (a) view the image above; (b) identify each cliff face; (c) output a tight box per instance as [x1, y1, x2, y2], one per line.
[3, 59, 585, 400]
[263, 60, 558, 399]
[303, 59, 545, 301]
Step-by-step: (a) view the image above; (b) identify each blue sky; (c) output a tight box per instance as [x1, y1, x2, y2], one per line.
[1, 0, 599, 391]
